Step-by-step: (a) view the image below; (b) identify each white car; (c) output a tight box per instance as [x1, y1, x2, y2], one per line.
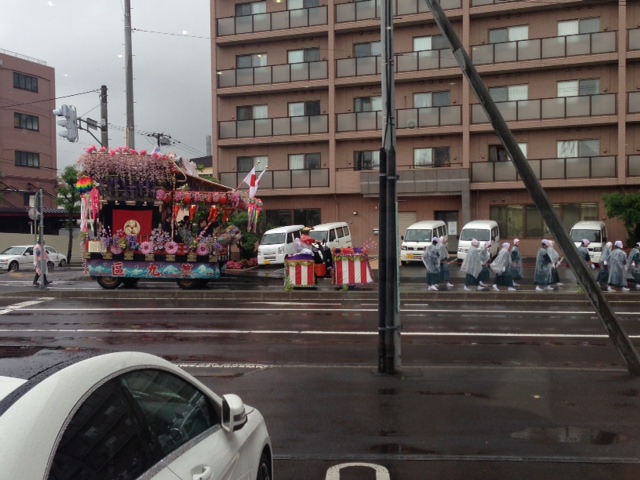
[0, 348, 273, 480]
[0, 245, 67, 272]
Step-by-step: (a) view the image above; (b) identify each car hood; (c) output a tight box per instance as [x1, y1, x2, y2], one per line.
[0, 255, 20, 261]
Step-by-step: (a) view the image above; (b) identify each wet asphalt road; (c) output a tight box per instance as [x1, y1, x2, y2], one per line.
[2, 265, 640, 479]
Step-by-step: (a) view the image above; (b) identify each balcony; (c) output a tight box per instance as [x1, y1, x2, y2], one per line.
[219, 115, 328, 139]
[629, 92, 640, 113]
[335, 0, 461, 23]
[337, 105, 461, 133]
[336, 49, 457, 78]
[628, 156, 640, 176]
[472, 93, 616, 123]
[217, 6, 327, 37]
[471, 156, 617, 183]
[630, 28, 640, 50]
[471, 31, 616, 65]
[218, 61, 328, 88]
[360, 164, 469, 195]
[219, 169, 329, 191]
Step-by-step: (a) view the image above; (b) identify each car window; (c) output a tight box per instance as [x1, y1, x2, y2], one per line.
[48, 369, 219, 480]
[25, 247, 33, 255]
[329, 229, 336, 242]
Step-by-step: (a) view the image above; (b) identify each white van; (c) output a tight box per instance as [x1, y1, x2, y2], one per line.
[569, 220, 608, 264]
[257, 225, 305, 265]
[308, 222, 353, 249]
[400, 220, 447, 265]
[457, 220, 500, 261]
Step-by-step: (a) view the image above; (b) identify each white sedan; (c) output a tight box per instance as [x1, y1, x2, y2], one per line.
[0, 245, 67, 272]
[0, 348, 273, 480]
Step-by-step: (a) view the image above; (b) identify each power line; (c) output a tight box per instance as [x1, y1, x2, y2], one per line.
[0, 89, 100, 110]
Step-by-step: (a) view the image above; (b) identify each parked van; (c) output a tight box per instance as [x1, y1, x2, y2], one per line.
[257, 225, 305, 266]
[308, 222, 353, 249]
[569, 220, 608, 264]
[400, 220, 448, 265]
[457, 220, 500, 261]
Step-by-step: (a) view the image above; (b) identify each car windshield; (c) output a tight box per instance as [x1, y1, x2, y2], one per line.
[308, 231, 328, 242]
[460, 228, 490, 241]
[1, 247, 27, 256]
[404, 229, 432, 242]
[260, 233, 286, 245]
[570, 229, 601, 243]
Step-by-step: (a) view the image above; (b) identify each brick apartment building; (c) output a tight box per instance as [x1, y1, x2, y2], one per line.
[210, 0, 640, 258]
[0, 50, 64, 234]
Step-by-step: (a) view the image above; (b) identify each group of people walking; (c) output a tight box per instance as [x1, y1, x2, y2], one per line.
[423, 235, 640, 292]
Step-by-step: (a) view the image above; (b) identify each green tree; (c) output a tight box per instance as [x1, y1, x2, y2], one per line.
[229, 211, 267, 260]
[57, 166, 81, 262]
[603, 191, 640, 245]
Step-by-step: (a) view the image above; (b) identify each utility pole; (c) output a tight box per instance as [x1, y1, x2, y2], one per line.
[37, 189, 46, 291]
[378, 0, 401, 374]
[124, 0, 135, 149]
[425, 0, 640, 376]
[100, 85, 109, 148]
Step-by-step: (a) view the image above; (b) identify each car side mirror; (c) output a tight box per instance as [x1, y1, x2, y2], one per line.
[221, 394, 247, 432]
[400, 236, 404, 241]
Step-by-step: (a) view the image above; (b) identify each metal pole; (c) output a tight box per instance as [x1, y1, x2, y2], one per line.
[425, 0, 640, 376]
[124, 0, 135, 149]
[379, 0, 401, 373]
[38, 189, 46, 291]
[100, 85, 109, 148]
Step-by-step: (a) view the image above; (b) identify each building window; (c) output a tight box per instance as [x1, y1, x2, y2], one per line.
[491, 203, 598, 238]
[414, 147, 450, 167]
[15, 151, 40, 168]
[354, 96, 381, 112]
[237, 156, 268, 173]
[557, 139, 599, 158]
[354, 42, 381, 57]
[13, 72, 38, 93]
[289, 153, 321, 169]
[266, 208, 320, 227]
[288, 101, 320, 117]
[288, 0, 319, 9]
[557, 79, 599, 97]
[354, 150, 380, 171]
[237, 53, 267, 68]
[413, 35, 447, 51]
[237, 105, 268, 120]
[489, 143, 527, 162]
[14, 113, 39, 131]
[236, 1, 266, 16]
[489, 85, 528, 103]
[414, 91, 450, 108]
[24, 193, 35, 206]
[558, 18, 600, 36]
[288, 47, 320, 63]
[489, 25, 528, 43]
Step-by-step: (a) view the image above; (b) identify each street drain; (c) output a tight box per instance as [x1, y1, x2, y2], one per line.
[511, 426, 628, 445]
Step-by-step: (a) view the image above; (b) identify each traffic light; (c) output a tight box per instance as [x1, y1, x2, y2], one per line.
[53, 104, 78, 142]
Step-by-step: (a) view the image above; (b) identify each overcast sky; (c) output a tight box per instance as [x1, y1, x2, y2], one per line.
[0, 0, 212, 172]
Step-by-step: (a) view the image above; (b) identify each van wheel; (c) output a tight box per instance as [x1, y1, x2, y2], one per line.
[401, 261, 407, 266]
[97, 276, 122, 289]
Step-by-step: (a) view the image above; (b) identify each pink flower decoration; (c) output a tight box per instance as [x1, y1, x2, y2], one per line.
[140, 241, 154, 255]
[165, 241, 179, 254]
[110, 244, 123, 254]
[196, 243, 210, 256]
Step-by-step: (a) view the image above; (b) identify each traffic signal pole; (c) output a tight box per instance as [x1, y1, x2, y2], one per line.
[425, 0, 640, 376]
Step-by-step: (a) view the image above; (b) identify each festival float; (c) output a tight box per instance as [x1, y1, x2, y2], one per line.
[77, 146, 261, 289]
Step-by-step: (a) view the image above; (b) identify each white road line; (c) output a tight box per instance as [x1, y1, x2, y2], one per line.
[0, 327, 627, 338]
[0, 298, 53, 315]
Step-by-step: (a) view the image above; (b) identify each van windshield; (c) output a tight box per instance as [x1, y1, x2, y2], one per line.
[261, 232, 286, 245]
[404, 229, 432, 242]
[570, 229, 601, 243]
[309, 231, 327, 242]
[460, 228, 490, 241]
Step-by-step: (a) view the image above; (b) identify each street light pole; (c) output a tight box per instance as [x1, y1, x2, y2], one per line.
[124, 0, 135, 149]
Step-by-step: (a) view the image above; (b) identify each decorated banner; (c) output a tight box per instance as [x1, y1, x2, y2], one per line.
[332, 248, 375, 287]
[285, 254, 316, 289]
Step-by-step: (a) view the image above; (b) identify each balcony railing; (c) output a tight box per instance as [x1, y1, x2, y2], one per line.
[472, 93, 616, 123]
[471, 0, 518, 6]
[471, 156, 617, 183]
[336, 49, 457, 78]
[630, 28, 640, 50]
[335, 0, 461, 23]
[219, 169, 329, 191]
[471, 31, 616, 65]
[217, 6, 327, 37]
[337, 105, 461, 132]
[629, 155, 640, 176]
[219, 115, 328, 139]
[218, 61, 328, 88]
